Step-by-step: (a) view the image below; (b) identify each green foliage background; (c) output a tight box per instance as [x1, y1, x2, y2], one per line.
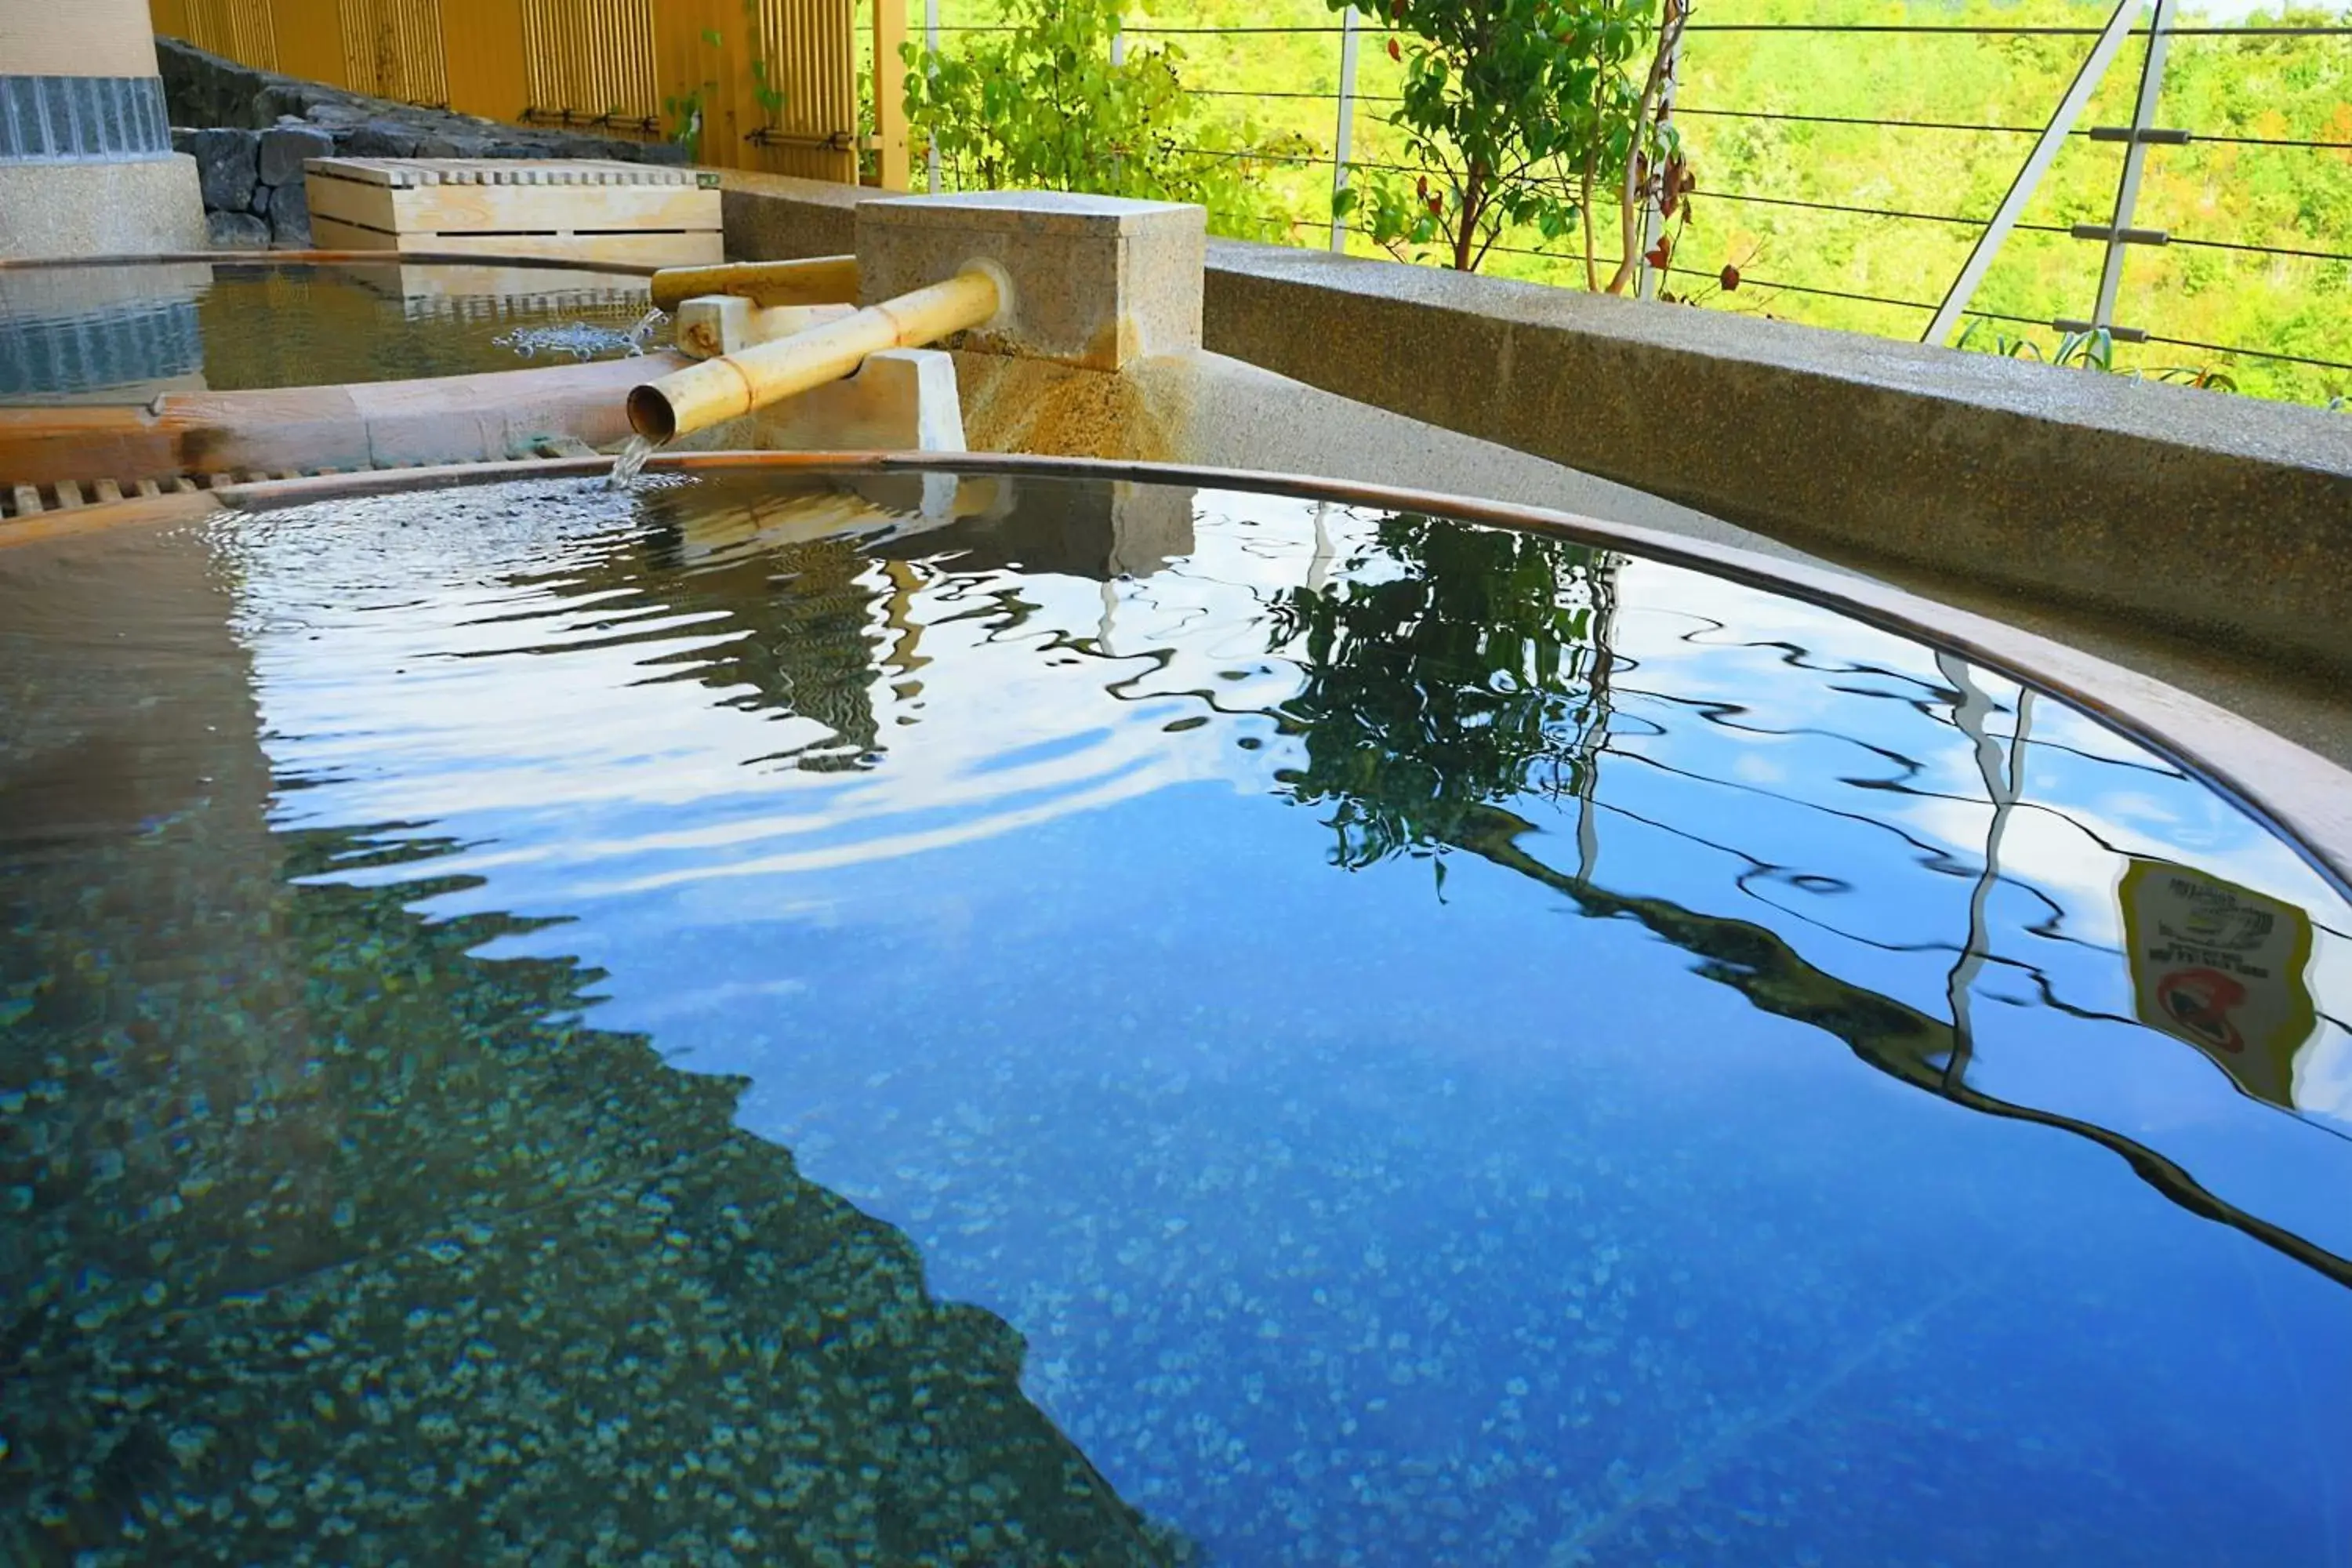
[902, 0, 2352, 405]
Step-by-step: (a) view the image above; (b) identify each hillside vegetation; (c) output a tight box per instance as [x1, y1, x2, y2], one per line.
[910, 0, 2352, 405]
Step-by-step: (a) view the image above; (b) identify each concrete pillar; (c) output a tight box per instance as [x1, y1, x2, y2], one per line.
[0, 0, 205, 257]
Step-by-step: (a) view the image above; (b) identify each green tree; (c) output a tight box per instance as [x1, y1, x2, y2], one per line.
[1327, 0, 1690, 281]
[902, 0, 1313, 231]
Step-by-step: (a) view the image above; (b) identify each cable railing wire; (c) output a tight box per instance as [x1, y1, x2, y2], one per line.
[1200, 207, 2349, 372]
[1696, 187, 2075, 233]
[1180, 95, 2352, 154]
[928, 14, 2350, 389]
[1679, 105, 2046, 136]
[1684, 20, 2352, 33]
[944, 18, 2352, 34]
[1678, 107, 2352, 151]
[1167, 142, 1418, 176]
[2166, 234, 2352, 266]
[2140, 334, 2352, 374]
[1192, 93, 2350, 154]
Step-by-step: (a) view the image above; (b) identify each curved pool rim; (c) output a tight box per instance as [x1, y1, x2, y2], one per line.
[15, 445, 2352, 911]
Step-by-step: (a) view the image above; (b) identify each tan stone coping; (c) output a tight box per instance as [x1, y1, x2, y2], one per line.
[858, 190, 1205, 235]
[9, 449, 2349, 900]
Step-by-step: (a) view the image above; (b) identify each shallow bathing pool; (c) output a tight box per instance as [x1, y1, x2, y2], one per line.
[0, 260, 659, 405]
[4, 466, 2349, 1565]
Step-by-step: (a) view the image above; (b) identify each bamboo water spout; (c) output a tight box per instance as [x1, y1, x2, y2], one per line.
[626, 267, 1003, 445]
[648, 256, 861, 315]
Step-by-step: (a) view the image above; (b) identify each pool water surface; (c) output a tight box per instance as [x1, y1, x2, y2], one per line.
[0, 261, 659, 405]
[3, 470, 2348, 1565]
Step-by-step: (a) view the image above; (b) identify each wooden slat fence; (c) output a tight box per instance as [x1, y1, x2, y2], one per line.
[144, 0, 907, 185]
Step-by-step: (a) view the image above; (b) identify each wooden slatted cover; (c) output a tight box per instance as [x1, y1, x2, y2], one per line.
[303, 157, 721, 268]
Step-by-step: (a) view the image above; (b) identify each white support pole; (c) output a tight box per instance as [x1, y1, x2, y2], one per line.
[1109, 23, 1127, 187]
[924, 0, 942, 193]
[1936, 653, 2033, 1091]
[1331, 11, 1362, 254]
[1924, 0, 2143, 347]
[2092, 0, 2176, 329]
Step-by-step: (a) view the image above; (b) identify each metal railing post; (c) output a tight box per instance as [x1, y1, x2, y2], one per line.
[924, 0, 941, 193]
[1923, 0, 2143, 346]
[2089, 0, 2178, 331]
[1109, 22, 1126, 187]
[1331, 10, 1361, 254]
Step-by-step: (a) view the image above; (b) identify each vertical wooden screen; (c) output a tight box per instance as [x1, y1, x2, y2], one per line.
[339, 0, 449, 107]
[521, 0, 661, 132]
[147, 0, 893, 183]
[177, 0, 280, 73]
[753, 0, 857, 183]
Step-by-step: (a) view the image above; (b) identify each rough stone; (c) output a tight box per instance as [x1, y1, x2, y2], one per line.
[205, 209, 271, 249]
[257, 122, 334, 187]
[186, 126, 258, 213]
[265, 178, 312, 247]
[301, 100, 369, 128]
[343, 122, 422, 158]
[156, 38, 690, 169]
[157, 41, 267, 128]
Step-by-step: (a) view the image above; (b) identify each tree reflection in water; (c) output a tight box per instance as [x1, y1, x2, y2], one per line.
[1260, 507, 2352, 1292]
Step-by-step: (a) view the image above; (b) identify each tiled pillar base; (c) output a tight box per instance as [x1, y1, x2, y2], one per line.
[0, 155, 208, 260]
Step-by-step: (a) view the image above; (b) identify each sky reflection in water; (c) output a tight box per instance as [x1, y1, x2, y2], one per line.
[18, 470, 2352, 1565]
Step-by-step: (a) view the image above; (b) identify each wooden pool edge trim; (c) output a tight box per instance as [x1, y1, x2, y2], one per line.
[0, 488, 227, 545]
[16, 448, 2351, 902]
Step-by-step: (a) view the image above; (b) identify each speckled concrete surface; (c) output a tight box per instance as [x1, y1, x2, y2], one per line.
[950, 348, 1827, 568]
[0, 156, 207, 259]
[858, 192, 1206, 371]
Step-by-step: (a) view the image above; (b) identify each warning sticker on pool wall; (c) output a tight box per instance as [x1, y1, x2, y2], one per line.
[2121, 858, 2318, 1110]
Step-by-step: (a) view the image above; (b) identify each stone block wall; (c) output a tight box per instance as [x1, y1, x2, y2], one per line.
[157, 37, 688, 251]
